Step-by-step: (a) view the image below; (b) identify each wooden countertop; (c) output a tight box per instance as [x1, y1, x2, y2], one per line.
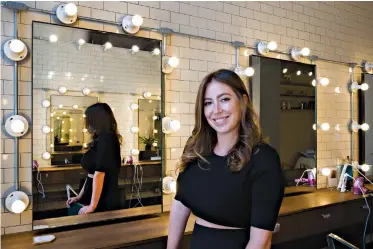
[2, 186, 372, 249]
[34, 161, 161, 172]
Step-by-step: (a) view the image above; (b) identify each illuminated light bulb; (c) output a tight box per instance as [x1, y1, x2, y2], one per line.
[50, 144, 54, 148]
[132, 14, 143, 26]
[321, 168, 331, 176]
[312, 124, 316, 130]
[130, 148, 139, 156]
[152, 116, 158, 120]
[63, 111, 67, 115]
[77, 39, 85, 45]
[130, 103, 139, 110]
[361, 83, 369, 91]
[309, 72, 313, 76]
[82, 88, 90, 96]
[61, 138, 64, 141]
[70, 118, 73, 121]
[168, 57, 179, 67]
[42, 126, 51, 134]
[49, 35, 58, 43]
[83, 143, 88, 148]
[267, 41, 277, 51]
[335, 124, 341, 131]
[58, 86, 67, 94]
[82, 128, 87, 132]
[320, 123, 330, 131]
[349, 67, 353, 73]
[56, 117, 60, 120]
[335, 87, 341, 94]
[153, 48, 161, 55]
[143, 91, 152, 98]
[152, 142, 158, 147]
[131, 45, 139, 53]
[10, 120, 25, 133]
[361, 164, 370, 172]
[283, 68, 288, 74]
[9, 39, 25, 53]
[170, 120, 181, 132]
[319, 77, 329, 86]
[130, 126, 139, 133]
[300, 47, 310, 56]
[153, 129, 158, 133]
[64, 3, 77, 16]
[42, 99, 50, 108]
[244, 67, 255, 77]
[72, 104, 78, 109]
[83, 114, 86, 118]
[42, 151, 51, 160]
[69, 129, 73, 132]
[11, 200, 26, 214]
[62, 121, 65, 124]
[361, 123, 370, 131]
[69, 139, 72, 143]
[297, 70, 301, 75]
[51, 128, 54, 132]
[244, 50, 250, 56]
[312, 79, 316, 87]
[103, 42, 112, 51]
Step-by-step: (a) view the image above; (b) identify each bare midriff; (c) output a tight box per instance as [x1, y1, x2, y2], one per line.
[195, 216, 245, 230]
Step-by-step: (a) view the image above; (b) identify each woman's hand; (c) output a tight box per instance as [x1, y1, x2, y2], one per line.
[66, 196, 81, 208]
[78, 205, 95, 215]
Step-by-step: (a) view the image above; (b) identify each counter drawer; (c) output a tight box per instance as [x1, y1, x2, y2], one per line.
[273, 199, 369, 244]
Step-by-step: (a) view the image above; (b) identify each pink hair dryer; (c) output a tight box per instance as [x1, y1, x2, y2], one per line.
[308, 170, 316, 187]
[353, 177, 367, 195]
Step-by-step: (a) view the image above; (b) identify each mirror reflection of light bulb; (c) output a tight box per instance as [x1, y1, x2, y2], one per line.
[335, 87, 341, 94]
[335, 124, 341, 131]
[69, 129, 73, 132]
[103, 42, 112, 51]
[297, 70, 301, 75]
[245, 67, 255, 77]
[42, 151, 51, 160]
[10, 40, 25, 53]
[10, 120, 25, 133]
[63, 111, 66, 115]
[132, 14, 143, 26]
[267, 41, 277, 51]
[319, 77, 329, 86]
[321, 168, 331, 176]
[130, 126, 139, 133]
[69, 139, 72, 142]
[131, 45, 139, 53]
[143, 92, 152, 98]
[361, 164, 370, 172]
[244, 50, 250, 56]
[130, 148, 139, 156]
[152, 142, 158, 147]
[152, 116, 158, 120]
[42, 100, 50, 108]
[168, 57, 179, 68]
[49, 35, 58, 43]
[83, 143, 88, 148]
[58, 86, 67, 94]
[320, 123, 330, 131]
[42, 126, 51, 134]
[153, 48, 160, 55]
[72, 104, 78, 109]
[82, 128, 87, 132]
[312, 79, 316, 86]
[361, 123, 369, 131]
[130, 103, 139, 110]
[82, 88, 90, 96]
[309, 72, 313, 76]
[50, 144, 54, 148]
[283, 68, 288, 73]
[312, 124, 316, 130]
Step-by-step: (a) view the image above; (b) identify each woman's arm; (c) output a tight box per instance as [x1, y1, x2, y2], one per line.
[78, 171, 105, 214]
[166, 199, 191, 249]
[245, 227, 272, 249]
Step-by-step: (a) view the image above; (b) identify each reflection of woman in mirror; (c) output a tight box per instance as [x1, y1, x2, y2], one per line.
[167, 70, 285, 249]
[66, 103, 122, 215]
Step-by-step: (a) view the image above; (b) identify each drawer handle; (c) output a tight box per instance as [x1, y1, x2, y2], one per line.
[321, 213, 331, 219]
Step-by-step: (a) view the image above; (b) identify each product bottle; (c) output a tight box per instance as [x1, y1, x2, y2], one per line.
[345, 156, 353, 191]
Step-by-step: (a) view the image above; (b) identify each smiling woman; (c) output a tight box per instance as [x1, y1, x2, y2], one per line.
[167, 69, 285, 249]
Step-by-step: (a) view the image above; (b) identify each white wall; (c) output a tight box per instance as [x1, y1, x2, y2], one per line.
[1, 1, 373, 234]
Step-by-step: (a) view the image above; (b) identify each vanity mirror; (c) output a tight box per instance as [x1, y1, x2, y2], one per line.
[32, 22, 163, 230]
[250, 55, 317, 189]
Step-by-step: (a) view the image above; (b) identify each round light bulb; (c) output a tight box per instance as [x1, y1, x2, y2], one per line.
[312, 124, 316, 130]
[49, 35, 58, 43]
[152, 116, 158, 120]
[11, 200, 26, 214]
[58, 104, 63, 109]
[58, 86, 67, 94]
[153, 48, 160, 55]
[320, 123, 330, 131]
[10, 40, 25, 53]
[41, 100, 50, 108]
[82, 128, 87, 132]
[50, 144, 54, 148]
[153, 129, 158, 133]
[77, 39, 85, 45]
[243, 50, 250, 57]
[335, 124, 341, 131]
[319, 77, 329, 86]
[72, 104, 78, 109]
[283, 68, 288, 74]
[132, 15, 143, 26]
[312, 79, 316, 87]
[130, 126, 139, 133]
[335, 87, 341, 94]
[42, 125, 51, 134]
[169, 120, 181, 132]
[267, 41, 277, 51]
[63, 111, 66, 115]
[361, 83, 369, 91]
[308, 72, 313, 76]
[104, 42, 112, 50]
[10, 120, 25, 133]
[168, 57, 179, 68]
[321, 168, 331, 176]
[69, 128, 73, 132]
[130, 148, 139, 156]
[82, 88, 90, 96]
[297, 70, 301, 75]
[42, 151, 51, 160]
[64, 3, 77, 16]
[361, 164, 370, 172]
[131, 45, 139, 53]
[300, 47, 310, 56]
[361, 123, 369, 131]
[152, 142, 158, 147]
[69, 139, 72, 143]
[130, 103, 139, 110]
[143, 92, 152, 98]
[245, 67, 255, 77]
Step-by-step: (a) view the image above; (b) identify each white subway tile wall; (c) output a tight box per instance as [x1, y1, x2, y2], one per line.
[1, 1, 373, 234]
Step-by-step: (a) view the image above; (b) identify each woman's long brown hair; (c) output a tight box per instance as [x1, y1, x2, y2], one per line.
[84, 102, 122, 147]
[178, 69, 265, 172]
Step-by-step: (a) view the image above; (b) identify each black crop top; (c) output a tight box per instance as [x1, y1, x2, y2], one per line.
[80, 132, 121, 211]
[175, 143, 284, 231]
